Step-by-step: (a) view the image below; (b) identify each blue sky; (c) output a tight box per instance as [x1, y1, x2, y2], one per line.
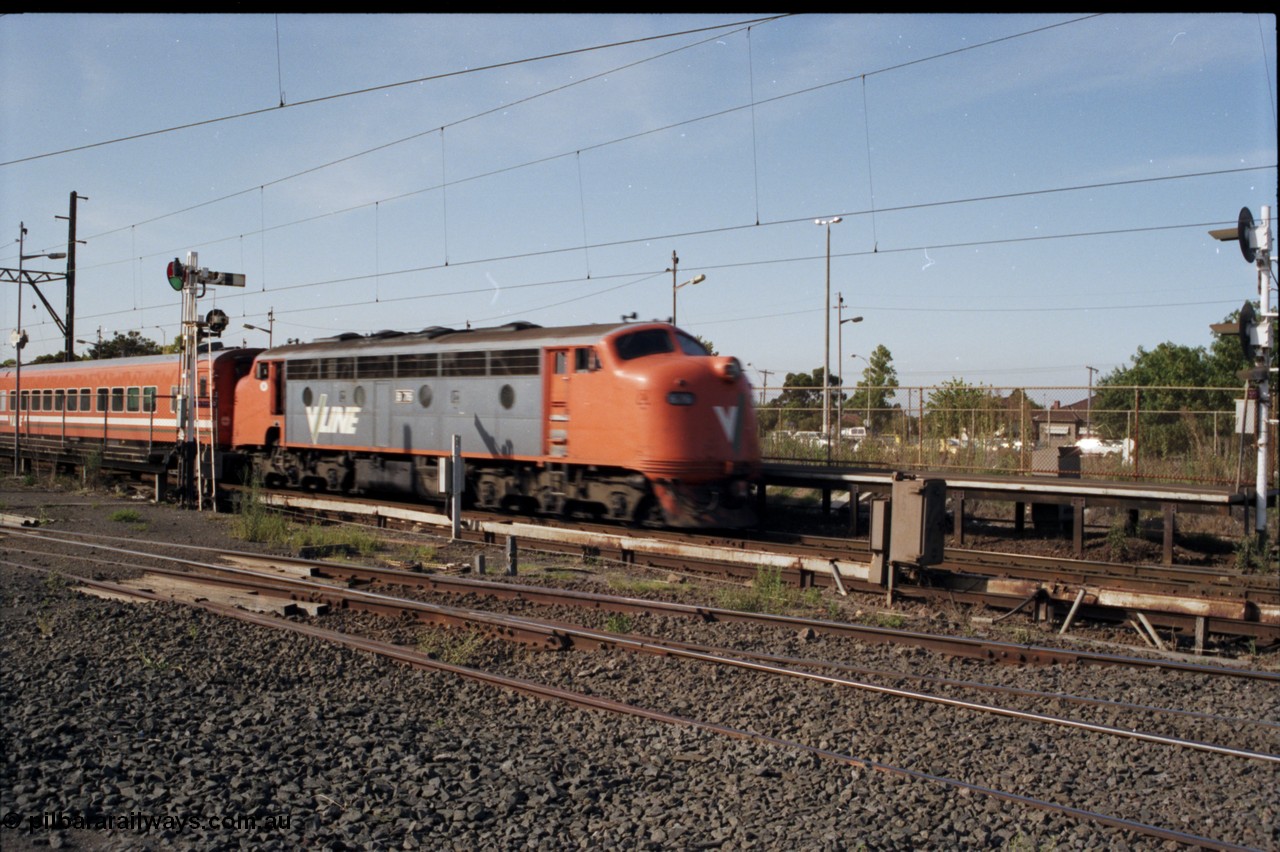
[2, 13, 1275, 401]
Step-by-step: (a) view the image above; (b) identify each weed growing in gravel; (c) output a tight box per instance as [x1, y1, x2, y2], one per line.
[417, 630, 485, 666]
[1104, 521, 1129, 562]
[137, 647, 180, 673]
[715, 566, 801, 614]
[862, 611, 906, 629]
[604, 613, 633, 633]
[109, 508, 146, 527]
[1233, 534, 1274, 573]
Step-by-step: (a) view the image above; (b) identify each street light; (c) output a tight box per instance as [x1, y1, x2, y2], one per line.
[815, 216, 842, 437]
[11, 222, 67, 476]
[666, 251, 704, 326]
[746, 362, 775, 406]
[833, 291, 862, 439]
[243, 307, 275, 347]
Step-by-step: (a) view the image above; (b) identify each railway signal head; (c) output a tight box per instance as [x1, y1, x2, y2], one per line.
[167, 259, 185, 291]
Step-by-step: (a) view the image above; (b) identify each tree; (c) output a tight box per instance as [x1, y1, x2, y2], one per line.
[1092, 329, 1245, 455]
[926, 378, 1004, 440]
[86, 331, 162, 360]
[846, 344, 899, 433]
[29, 351, 81, 364]
[694, 335, 718, 356]
[766, 367, 842, 432]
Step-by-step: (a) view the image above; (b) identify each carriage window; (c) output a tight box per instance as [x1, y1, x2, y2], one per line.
[110, 388, 124, 412]
[0, 390, 5, 412]
[614, 329, 674, 361]
[66, 389, 77, 412]
[126, 387, 140, 412]
[20, 390, 30, 411]
[170, 386, 178, 413]
[54, 390, 65, 411]
[42, 389, 53, 411]
[97, 387, 109, 412]
[81, 388, 91, 411]
[143, 387, 157, 413]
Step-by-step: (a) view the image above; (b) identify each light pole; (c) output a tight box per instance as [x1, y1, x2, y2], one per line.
[815, 216, 842, 437]
[11, 222, 67, 475]
[666, 251, 704, 326]
[747, 362, 775, 406]
[243, 307, 275, 347]
[834, 291, 862, 440]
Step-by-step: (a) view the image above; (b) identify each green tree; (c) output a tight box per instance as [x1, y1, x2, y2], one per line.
[926, 378, 1004, 440]
[1092, 338, 1239, 456]
[86, 330, 163, 360]
[768, 367, 842, 432]
[847, 344, 899, 433]
[29, 351, 82, 364]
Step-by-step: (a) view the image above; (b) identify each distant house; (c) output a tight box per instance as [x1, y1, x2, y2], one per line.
[1031, 397, 1093, 446]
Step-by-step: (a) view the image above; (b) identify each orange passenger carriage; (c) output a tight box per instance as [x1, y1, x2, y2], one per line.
[0, 346, 261, 474]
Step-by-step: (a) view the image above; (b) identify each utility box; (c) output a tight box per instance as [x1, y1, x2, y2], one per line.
[889, 474, 946, 566]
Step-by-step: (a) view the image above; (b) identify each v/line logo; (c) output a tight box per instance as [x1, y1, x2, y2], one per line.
[305, 394, 361, 442]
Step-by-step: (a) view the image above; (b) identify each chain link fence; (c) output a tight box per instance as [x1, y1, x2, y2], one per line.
[756, 384, 1273, 488]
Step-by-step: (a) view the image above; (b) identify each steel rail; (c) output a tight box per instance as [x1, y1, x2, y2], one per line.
[8, 544, 1277, 764]
[10, 526, 1280, 682]
[8, 539, 1276, 738]
[10, 562, 1265, 852]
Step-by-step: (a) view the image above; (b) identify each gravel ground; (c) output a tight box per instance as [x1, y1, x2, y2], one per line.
[2, 483, 1277, 850]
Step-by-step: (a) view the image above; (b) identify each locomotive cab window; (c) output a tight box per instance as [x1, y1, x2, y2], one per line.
[676, 331, 710, 356]
[574, 347, 600, 372]
[614, 329, 674, 361]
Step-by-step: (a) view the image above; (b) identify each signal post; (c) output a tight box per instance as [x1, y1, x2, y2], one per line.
[1209, 206, 1275, 547]
[167, 253, 244, 508]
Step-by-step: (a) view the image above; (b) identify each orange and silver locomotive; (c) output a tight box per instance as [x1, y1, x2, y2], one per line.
[233, 321, 759, 527]
[3, 321, 760, 528]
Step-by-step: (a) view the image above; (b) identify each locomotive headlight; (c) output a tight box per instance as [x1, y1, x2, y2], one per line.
[713, 357, 742, 382]
[666, 391, 696, 406]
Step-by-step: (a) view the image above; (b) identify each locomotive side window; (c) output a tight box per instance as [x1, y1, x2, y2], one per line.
[491, 348, 540, 376]
[397, 352, 438, 377]
[553, 352, 568, 374]
[327, 358, 355, 380]
[614, 329, 674, 361]
[442, 350, 486, 377]
[286, 359, 320, 380]
[255, 362, 269, 381]
[356, 355, 395, 379]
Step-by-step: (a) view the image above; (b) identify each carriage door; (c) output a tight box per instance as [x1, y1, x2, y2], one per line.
[545, 348, 571, 457]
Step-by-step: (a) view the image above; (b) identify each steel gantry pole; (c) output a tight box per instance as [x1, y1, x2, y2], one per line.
[816, 217, 842, 439]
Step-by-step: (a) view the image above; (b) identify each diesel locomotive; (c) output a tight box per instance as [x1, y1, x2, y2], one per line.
[1, 321, 760, 528]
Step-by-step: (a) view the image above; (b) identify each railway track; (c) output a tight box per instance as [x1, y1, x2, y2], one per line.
[3, 525, 1277, 850]
[222, 487, 1279, 649]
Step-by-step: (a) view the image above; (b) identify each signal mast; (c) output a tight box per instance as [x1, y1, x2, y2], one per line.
[166, 252, 244, 508]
